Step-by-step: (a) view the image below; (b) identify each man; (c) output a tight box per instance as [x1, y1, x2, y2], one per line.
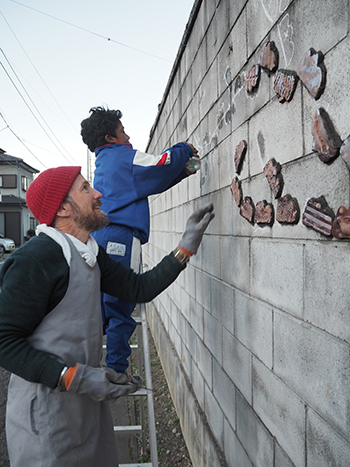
[0, 166, 214, 467]
[81, 106, 200, 378]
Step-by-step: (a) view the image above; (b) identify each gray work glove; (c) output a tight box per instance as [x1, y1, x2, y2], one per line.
[179, 203, 215, 254]
[67, 363, 138, 401]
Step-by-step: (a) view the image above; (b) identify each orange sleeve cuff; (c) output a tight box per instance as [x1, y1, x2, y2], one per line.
[178, 246, 193, 257]
[65, 363, 78, 389]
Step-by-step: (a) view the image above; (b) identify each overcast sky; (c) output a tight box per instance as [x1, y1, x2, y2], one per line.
[0, 0, 194, 178]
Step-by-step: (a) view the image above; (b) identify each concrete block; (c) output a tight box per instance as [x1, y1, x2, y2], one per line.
[195, 269, 211, 312]
[203, 431, 226, 467]
[192, 112, 210, 157]
[209, 190, 234, 237]
[225, 9, 247, 85]
[223, 328, 252, 403]
[274, 311, 350, 438]
[307, 408, 350, 467]
[213, 359, 235, 431]
[180, 339, 192, 380]
[191, 44, 207, 96]
[188, 168, 202, 201]
[196, 336, 213, 389]
[249, 89, 303, 177]
[220, 236, 250, 292]
[235, 292, 273, 369]
[208, 87, 232, 146]
[191, 359, 205, 410]
[246, 0, 292, 59]
[200, 151, 220, 197]
[180, 67, 193, 115]
[183, 262, 196, 300]
[236, 390, 274, 467]
[251, 239, 304, 317]
[305, 242, 350, 343]
[228, 0, 247, 29]
[275, 443, 295, 467]
[190, 295, 204, 340]
[210, 277, 234, 334]
[204, 382, 224, 446]
[201, 232, 221, 278]
[184, 3, 206, 74]
[224, 418, 253, 467]
[198, 61, 219, 121]
[206, 0, 230, 67]
[186, 91, 200, 139]
[204, 309, 223, 364]
[253, 358, 305, 467]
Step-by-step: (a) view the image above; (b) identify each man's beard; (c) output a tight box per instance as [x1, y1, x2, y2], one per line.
[67, 197, 109, 232]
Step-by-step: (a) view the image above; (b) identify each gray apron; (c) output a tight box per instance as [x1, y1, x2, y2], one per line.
[6, 234, 119, 466]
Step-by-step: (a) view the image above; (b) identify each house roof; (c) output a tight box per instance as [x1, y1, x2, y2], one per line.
[0, 194, 27, 206]
[0, 152, 39, 174]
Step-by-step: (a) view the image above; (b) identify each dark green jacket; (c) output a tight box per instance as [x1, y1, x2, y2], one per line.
[0, 233, 184, 388]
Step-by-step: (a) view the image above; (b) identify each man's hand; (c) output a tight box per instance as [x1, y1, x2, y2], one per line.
[178, 203, 215, 255]
[65, 363, 138, 401]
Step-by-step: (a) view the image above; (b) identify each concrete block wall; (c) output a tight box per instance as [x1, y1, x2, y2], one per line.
[144, 0, 350, 465]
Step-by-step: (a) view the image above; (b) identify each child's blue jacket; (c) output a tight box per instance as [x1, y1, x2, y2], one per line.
[93, 142, 192, 244]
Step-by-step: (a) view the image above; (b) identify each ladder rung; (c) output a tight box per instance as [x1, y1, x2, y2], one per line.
[128, 388, 148, 397]
[130, 344, 138, 349]
[114, 425, 142, 434]
[134, 317, 142, 324]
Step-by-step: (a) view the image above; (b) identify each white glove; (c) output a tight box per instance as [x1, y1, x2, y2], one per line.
[179, 203, 215, 254]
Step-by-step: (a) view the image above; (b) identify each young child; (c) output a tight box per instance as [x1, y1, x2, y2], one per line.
[81, 106, 199, 379]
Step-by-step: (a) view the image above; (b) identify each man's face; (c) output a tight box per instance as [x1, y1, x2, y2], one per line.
[67, 174, 109, 232]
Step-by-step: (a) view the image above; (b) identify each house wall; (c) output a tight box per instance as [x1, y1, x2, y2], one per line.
[0, 163, 36, 244]
[144, 0, 350, 466]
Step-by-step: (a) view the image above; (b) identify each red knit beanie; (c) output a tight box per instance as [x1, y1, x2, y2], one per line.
[26, 166, 81, 225]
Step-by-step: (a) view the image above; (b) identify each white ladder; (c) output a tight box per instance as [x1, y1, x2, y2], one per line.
[112, 302, 158, 467]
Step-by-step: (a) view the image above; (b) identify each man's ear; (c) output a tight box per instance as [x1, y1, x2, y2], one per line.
[56, 202, 71, 219]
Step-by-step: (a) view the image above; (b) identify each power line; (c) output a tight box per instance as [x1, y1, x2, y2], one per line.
[0, 48, 79, 166]
[9, 0, 171, 63]
[0, 109, 48, 169]
[0, 10, 78, 136]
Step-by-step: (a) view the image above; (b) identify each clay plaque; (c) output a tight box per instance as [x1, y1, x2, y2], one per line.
[297, 48, 326, 100]
[240, 197, 255, 224]
[276, 195, 300, 224]
[273, 69, 298, 103]
[245, 65, 261, 93]
[230, 176, 243, 207]
[234, 140, 247, 174]
[302, 196, 334, 236]
[332, 206, 350, 238]
[259, 41, 279, 74]
[311, 108, 342, 164]
[255, 200, 274, 226]
[263, 158, 284, 199]
[340, 137, 350, 171]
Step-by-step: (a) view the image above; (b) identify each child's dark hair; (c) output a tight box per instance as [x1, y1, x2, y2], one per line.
[80, 106, 123, 152]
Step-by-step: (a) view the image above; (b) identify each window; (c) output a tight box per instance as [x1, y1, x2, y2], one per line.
[0, 175, 17, 188]
[22, 176, 29, 191]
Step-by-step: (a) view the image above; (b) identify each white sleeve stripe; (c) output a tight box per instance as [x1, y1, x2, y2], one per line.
[133, 150, 171, 167]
